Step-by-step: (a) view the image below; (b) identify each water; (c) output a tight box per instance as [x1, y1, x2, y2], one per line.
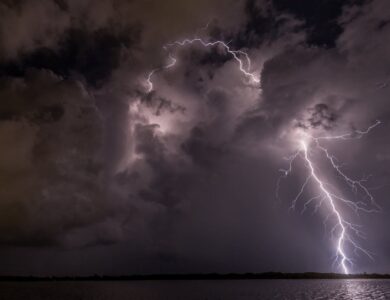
[0, 279, 389, 300]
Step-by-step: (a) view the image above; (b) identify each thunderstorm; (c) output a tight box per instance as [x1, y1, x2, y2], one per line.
[145, 27, 382, 275]
[146, 37, 260, 93]
[278, 121, 381, 274]
[3, 0, 390, 292]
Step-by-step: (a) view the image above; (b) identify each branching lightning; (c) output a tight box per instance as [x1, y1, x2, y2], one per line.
[144, 23, 381, 275]
[278, 121, 381, 274]
[145, 36, 260, 93]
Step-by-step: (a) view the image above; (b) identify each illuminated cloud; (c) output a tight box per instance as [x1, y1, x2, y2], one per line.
[0, 0, 389, 276]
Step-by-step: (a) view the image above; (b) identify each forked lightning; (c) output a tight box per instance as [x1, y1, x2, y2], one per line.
[279, 121, 381, 274]
[146, 38, 260, 92]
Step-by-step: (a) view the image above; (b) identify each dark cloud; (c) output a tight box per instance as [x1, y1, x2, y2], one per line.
[297, 103, 338, 130]
[142, 93, 186, 116]
[0, 69, 111, 246]
[182, 125, 226, 168]
[0, 27, 140, 86]
[272, 0, 364, 47]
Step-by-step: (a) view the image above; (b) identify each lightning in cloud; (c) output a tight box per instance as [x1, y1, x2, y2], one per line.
[278, 120, 381, 274]
[144, 23, 380, 276]
[145, 36, 260, 93]
[146, 51, 177, 93]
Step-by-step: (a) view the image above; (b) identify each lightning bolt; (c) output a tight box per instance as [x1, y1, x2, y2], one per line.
[146, 51, 177, 93]
[278, 121, 381, 274]
[144, 25, 381, 275]
[145, 37, 260, 93]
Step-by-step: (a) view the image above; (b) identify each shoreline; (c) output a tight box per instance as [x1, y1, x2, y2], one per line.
[1, 272, 390, 281]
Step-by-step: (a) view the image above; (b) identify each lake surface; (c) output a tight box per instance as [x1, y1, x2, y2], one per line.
[0, 279, 389, 299]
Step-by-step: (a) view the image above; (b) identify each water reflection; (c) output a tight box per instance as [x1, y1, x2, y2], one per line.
[0, 279, 390, 299]
[340, 279, 389, 300]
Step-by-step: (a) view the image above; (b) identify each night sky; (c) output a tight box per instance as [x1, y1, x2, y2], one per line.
[0, 0, 390, 276]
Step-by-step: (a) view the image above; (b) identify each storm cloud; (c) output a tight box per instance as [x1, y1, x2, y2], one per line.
[0, 0, 389, 276]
